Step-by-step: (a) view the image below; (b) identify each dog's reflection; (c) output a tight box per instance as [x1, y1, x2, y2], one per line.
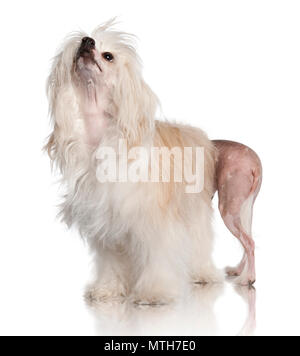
[235, 285, 256, 336]
[85, 283, 256, 336]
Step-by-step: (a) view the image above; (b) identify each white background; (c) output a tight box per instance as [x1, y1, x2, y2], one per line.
[0, 0, 299, 336]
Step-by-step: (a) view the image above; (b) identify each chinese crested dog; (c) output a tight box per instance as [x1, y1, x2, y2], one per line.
[46, 20, 261, 304]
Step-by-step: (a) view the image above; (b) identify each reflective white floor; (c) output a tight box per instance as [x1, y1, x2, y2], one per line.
[85, 283, 255, 337]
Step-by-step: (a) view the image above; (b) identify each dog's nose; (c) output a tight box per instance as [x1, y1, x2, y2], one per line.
[80, 37, 96, 50]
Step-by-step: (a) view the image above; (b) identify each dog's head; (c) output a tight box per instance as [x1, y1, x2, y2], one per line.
[46, 20, 158, 171]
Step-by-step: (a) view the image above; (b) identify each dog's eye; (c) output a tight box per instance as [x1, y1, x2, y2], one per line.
[102, 52, 114, 62]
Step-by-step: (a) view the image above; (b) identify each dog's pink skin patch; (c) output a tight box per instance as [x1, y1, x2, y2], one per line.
[213, 140, 262, 285]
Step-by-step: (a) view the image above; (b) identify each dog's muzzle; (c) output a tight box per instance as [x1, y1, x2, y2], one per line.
[75, 37, 102, 73]
[77, 37, 96, 59]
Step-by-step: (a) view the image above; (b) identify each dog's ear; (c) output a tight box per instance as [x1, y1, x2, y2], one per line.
[44, 39, 87, 173]
[44, 56, 62, 165]
[113, 62, 158, 145]
[47, 40, 77, 116]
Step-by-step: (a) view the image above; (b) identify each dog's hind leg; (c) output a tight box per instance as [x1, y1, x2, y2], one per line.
[213, 140, 262, 286]
[219, 173, 258, 285]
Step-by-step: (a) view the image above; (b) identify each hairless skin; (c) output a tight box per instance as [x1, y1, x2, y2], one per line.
[213, 140, 262, 286]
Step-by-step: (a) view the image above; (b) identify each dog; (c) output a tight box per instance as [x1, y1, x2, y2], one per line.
[46, 20, 262, 304]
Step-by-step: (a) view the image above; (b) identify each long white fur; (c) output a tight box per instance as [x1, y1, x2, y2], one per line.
[46, 20, 222, 304]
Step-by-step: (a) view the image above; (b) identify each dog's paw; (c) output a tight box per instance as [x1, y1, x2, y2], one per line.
[225, 266, 242, 277]
[85, 285, 126, 305]
[193, 268, 224, 284]
[231, 274, 256, 287]
[226, 261, 255, 286]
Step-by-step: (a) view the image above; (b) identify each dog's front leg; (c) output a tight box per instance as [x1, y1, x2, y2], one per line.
[85, 244, 129, 303]
[130, 234, 185, 305]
